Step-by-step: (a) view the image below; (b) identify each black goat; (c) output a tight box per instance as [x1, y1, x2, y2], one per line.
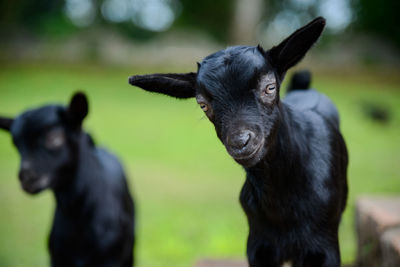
[129, 17, 348, 267]
[0, 92, 135, 267]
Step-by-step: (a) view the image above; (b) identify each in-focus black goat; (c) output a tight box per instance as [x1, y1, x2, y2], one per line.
[0, 92, 135, 267]
[129, 17, 348, 266]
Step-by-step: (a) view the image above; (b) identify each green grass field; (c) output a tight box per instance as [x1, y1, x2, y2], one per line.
[0, 63, 399, 267]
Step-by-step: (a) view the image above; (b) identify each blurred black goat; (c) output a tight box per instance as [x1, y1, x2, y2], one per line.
[361, 101, 390, 124]
[129, 17, 348, 267]
[0, 92, 135, 267]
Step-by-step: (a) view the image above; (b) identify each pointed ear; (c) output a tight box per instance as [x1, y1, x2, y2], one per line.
[129, 72, 196, 99]
[267, 17, 326, 78]
[67, 92, 88, 127]
[0, 117, 14, 132]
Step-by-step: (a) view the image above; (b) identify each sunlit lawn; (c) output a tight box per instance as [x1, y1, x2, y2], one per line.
[0, 63, 399, 267]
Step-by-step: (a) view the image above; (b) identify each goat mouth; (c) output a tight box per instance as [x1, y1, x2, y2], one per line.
[229, 139, 265, 165]
[21, 176, 50, 194]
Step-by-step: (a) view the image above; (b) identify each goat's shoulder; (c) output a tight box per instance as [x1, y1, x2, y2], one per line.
[77, 142, 126, 191]
[283, 89, 340, 128]
[95, 147, 125, 179]
[76, 143, 132, 210]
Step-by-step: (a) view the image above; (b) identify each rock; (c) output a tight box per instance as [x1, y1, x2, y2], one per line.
[355, 196, 400, 267]
[381, 227, 400, 267]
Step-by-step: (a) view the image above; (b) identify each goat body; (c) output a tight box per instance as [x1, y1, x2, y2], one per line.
[129, 17, 348, 267]
[0, 93, 135, 267]
[241, 86, 348, 266]
[50, 136, 135, 267]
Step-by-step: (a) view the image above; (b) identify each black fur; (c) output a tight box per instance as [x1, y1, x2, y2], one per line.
[129, 72, 197, 98]
[129, 17, 348, 267]
[287, 70, 312, 92]
[0, 92, 135, 267]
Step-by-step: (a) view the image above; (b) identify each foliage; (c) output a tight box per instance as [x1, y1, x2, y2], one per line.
[355, 0, 400, 47]
[0, 0, 68, 36]
[173, 0, 234, 42]
[0, 0, 234, 42]
[1, 0, 399, 48]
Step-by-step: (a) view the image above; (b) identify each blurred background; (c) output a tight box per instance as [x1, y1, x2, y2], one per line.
[0, 0, 399, 266]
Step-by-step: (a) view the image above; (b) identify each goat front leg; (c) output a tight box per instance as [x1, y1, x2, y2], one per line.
[300, 245, 340, 267]
[247, 237, 281, 267]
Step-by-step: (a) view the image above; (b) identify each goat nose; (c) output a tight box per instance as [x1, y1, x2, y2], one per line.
[19, 168, 36, 182]
[229, 130, 254, 149]
[21, 160, 31, 170]
[238, 131, 251, 147]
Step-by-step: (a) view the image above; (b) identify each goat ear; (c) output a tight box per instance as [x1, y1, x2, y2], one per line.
[0, 117, 14, 132]
[128, 72, 196, 99]
[267, 17, 325, 78]
[67, 92, 89, 127]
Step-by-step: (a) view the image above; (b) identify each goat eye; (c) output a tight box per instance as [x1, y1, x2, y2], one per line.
[199, 103, 209, 112]
[45, 130, 65, 150]
[264, 84, 276, 94]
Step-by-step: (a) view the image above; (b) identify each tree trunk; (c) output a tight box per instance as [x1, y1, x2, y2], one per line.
[230, 0, 264, 45]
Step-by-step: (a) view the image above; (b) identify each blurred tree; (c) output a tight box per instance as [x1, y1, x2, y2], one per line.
[0, 0, 235, 42]
[98, 0, 234, 41]
[0, 0, 73, 37]
[355, 0, 400, 48]
[230, 0, 263, 44]
[2, 0, 398, 51]
[173, 0, 234, 42]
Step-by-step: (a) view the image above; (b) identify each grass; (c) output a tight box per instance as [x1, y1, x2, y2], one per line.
[0, 63, 399, 267]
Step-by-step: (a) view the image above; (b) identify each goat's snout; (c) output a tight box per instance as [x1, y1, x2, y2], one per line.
[18, 162, 50, 194]
[225, 125, 265, 165]
[19, 165, 37, 183]
[227, 129, 254, 151]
